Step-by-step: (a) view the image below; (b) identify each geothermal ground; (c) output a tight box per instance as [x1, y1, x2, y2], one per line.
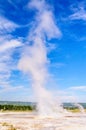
[0, 112, 86, 130]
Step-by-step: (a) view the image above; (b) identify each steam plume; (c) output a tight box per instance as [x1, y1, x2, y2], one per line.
[18, 0, 63, 116]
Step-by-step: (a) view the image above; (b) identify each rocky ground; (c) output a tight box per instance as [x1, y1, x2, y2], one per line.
[0, 112, 86, 130]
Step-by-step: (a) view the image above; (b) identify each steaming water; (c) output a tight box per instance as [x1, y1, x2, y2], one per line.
[73, 103, 85, 113]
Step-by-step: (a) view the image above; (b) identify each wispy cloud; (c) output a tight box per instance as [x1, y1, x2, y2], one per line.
[0, 16, 18, 34]
[53, 88, 86, 102]
[52, 89, 78, 102]
[0, 85, 33, 101]
[0, 85, 24, 93]
[0, 39, 22, 53]
[69, 2, 86, 21]
[0, 14, 23, 90]
[0, 44, 21, 90]
[69, 86, 86, 91]
[50, 62, 66, 68]
[69, 9, 86, 21]
[8, 0, 19, 9]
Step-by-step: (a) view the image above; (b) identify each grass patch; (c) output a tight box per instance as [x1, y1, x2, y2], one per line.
[2, 122, 17, 130]
[67, 108, 80, 113]
[65, 108, 86, 113]
[8, 125, 17, 130]
[2, 122, 9, 126]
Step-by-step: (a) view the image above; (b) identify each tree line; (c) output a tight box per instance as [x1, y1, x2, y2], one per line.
[0, 104, 36, 111]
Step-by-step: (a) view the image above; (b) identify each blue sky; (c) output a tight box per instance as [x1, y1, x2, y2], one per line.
[0, 0, 86, 102]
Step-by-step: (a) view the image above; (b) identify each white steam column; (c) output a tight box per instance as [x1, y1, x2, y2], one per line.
[18, 0, 64, 117]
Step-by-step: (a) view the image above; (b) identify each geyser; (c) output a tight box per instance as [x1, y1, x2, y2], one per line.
[18, 0, 75, 117]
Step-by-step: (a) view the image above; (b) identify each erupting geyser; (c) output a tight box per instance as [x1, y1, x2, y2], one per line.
[18, 0, 83, 117]
[18, 0, 64, 117]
